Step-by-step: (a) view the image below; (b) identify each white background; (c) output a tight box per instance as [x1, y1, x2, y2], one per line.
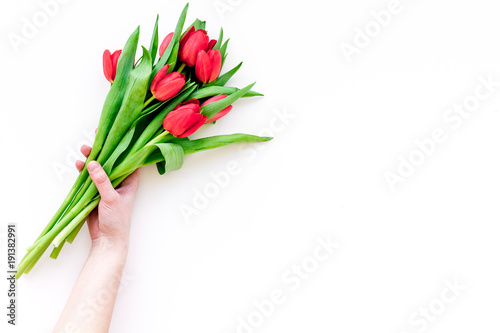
[1, 0, 500, 332]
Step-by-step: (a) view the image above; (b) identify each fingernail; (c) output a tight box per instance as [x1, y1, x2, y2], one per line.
[88, 161, 99, 172]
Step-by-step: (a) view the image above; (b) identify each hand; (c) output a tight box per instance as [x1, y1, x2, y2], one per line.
[55, 146, 140, 332]
[76, 145, 141, 252]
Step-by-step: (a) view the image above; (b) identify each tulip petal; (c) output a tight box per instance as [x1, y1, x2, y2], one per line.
[176, 99, 200, 109]
[182, 114, 207, 137]
[195, 50, 212, 83]
[103, 50, 113, 83]
[206, 105, 232, 123]
[201, 94, 228, 106]
[207, 39, 217, 50]
[208, 50, 222, 82]
[110, 50, 122, 81]
[179, 26, 195, 50]
[179, 29, 209, 67]
[154, 73, 185, 101]
[201, 82, 255, 120]
[202, 95, 231, 123]
[159, 32, 174, 58]
[150, 65, 169, 94]
[163, 103, 206, 138]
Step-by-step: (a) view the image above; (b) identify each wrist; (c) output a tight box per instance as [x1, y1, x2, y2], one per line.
[90, 237, 129, 258]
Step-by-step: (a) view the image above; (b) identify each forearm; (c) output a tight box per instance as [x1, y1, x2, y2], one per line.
[53, 241, 128, 333]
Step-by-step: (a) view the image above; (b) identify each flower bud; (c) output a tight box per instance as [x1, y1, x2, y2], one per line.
[163, 100, 206, 138]
[103, 49, 122, 83]
[195, 49, 222, 84]
[207, 39, 217, 50]
[179, 27, 209, 67]
[202, 95, 232, 123]
[150, 65, 185, 101]
[159, 32, 174, 57]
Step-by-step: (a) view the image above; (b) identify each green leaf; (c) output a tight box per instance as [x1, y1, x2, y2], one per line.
[184, 18, 206, 34]
[103, 125, 136, 172]
[98, 46, 153, 167]
[142, 99, 168, 116]
[166, 42, 180, 73]
[190, 86, 263, 99]
[205, 62, 241, 87]
[175, 134, 272, 155]
[110, 142, 183, 180]
[152, 3, 188, 78]
[200, 82, 256, 120]
[155, 143, 185, 175]
[219, 39, 230, 67]
[88, 26, 140, 162]
[149, 15, 160, 64]
[142, 134, 271, 169]
[213, 28, 223, 50]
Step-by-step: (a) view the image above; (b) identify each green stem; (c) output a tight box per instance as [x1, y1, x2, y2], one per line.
[143, 96, 156, 108]
[24, 250, 45, 274]
[33, 170, 86, 243]
[49, 241, 65, 260]
[16, 199, 96, 278]
[66, 219, 86, 244]
[177, 63, 186, 73]
[52, 198, 100, 247]
[146, 131, 170, 147]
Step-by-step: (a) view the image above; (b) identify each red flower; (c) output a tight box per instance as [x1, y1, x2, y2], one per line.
[202, 95, 232, 123]
[103, 49, 122, 83]
[207, 39, 217, 50]
[179, 27, 209, 67]
[163, 100, 206, 138]
[177, 99, 200, 108]
[195, 49, 222, 84]
[150, 65, 185, 101]
[159, 32, 174, 58]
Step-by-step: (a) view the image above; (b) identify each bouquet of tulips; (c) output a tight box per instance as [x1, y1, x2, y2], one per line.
[17, 4, 270, 278]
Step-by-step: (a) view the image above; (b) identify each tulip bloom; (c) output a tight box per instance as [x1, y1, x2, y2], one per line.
[202, 95, 233, 123]
[207, 39, 217, 50]
[103, 49, 122, 83]
[150, 65, 185, 101]
[179, 27, 209, 67]
[163, 100, 206, 138]
[159, 32, 174, 58]
[177, 98, 200, 108]
[195, 49, 222, 84]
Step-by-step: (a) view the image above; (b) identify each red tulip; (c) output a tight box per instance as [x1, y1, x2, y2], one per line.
[159, 32, 174, 58]
[103, 49, 122, 83]
[179, 26, 195, 49]
[207, 39, 217, 50]
[179, 27, 209, 67]
[177, 99, 200, 108]
[202, 95, 233, 123]
[163, 100, 206, 138]
[195, 49, 222, 84]
[150, 65, 185, 101]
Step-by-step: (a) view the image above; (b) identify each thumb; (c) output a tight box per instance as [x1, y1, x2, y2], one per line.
[88, 161, 117, 202]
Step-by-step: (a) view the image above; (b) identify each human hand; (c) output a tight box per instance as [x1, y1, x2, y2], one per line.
[76, 145, 141, 252]
[55, 146, 140, 332]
